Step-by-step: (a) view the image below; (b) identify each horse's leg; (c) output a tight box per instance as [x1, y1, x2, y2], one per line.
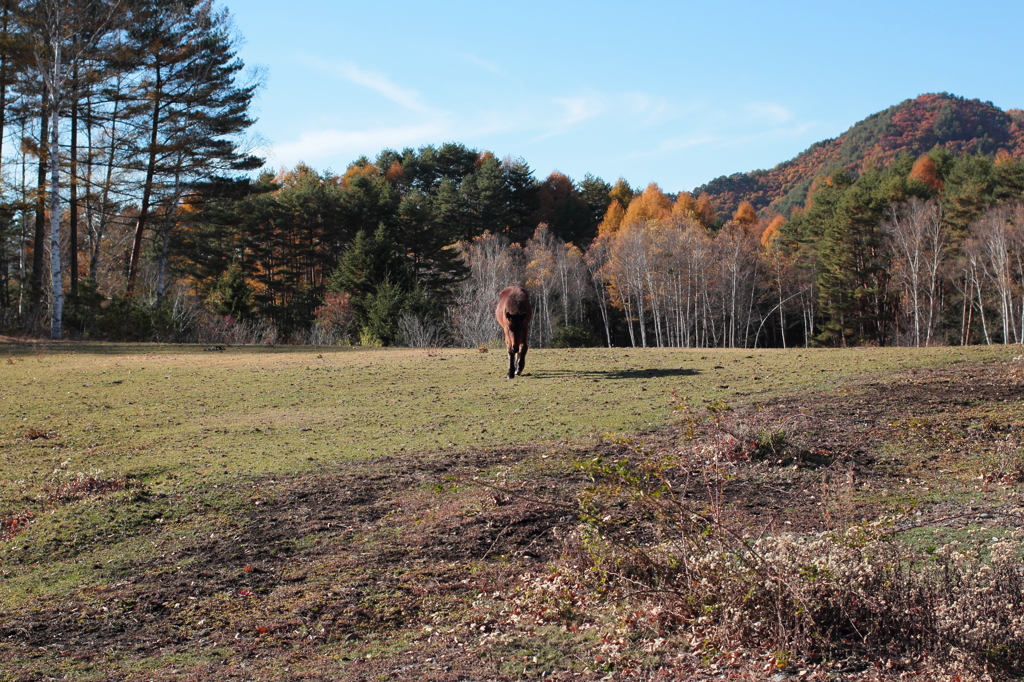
[507, 346, 517, 379]
[516, 344, 528, 376]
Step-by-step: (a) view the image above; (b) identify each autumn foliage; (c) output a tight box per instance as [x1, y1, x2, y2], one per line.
[909, 155, 943, 192]
[761, 215, 785, 247]
[732, 200, 758, 228]
[597, 200, 627, 237]
[673, 192, 698, 221]
[693, 93, 1024, 220]
[621, 183, 672, 225]
[695, 194, 716, 228]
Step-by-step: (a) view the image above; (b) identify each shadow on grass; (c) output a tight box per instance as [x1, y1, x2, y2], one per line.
[530, 367, 700, 380]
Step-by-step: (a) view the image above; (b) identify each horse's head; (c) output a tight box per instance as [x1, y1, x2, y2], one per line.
[504, 311, 529, 336]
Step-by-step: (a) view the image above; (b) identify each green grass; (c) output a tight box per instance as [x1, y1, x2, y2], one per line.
[1, 343, 1010, 499]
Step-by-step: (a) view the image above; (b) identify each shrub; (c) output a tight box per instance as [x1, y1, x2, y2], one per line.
[550, 322, 599, 348]
[94, 294, 172, 341]
[63, 279, 105, 338]
[312, 292, 355, 345]
[358, 327, 383, 347]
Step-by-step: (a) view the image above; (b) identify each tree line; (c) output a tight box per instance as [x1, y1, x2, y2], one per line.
[436, 148, 1024, 350]
[177, 145, 1024, 350]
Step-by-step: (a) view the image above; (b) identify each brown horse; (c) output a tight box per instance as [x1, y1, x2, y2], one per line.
[496, 286, 533, 379]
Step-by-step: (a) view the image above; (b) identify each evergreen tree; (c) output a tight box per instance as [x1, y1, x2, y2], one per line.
[329, 224, 412, 343]
[533, 171, 592, 246]
[942, 154, 996, 236]
[396, 186, 467, 302]
[501, 156, 538, 243]
[459, 152, 507, 240]
[210, 260, 252, 319]
[578, 173, 612, 233]
[125, 0, 262, 293]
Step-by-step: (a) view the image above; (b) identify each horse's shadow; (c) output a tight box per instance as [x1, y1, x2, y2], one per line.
[530, 367, 700, 380]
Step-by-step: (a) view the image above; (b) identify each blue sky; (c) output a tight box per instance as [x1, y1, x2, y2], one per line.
[231, 1, 1024, 193]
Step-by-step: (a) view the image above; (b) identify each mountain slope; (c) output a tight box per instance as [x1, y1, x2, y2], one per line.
[694, 93, 1024, 219]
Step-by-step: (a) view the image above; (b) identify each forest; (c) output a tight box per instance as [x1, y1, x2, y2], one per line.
[1, 2, 1024, 348]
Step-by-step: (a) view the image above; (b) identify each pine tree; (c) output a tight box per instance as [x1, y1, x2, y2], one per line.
[533, 171, 592, 246]
[942, 154, 996, 236]
[578, 173, 611, 234]
[329, 224, 412, 342]
[125, 0, 262, 294]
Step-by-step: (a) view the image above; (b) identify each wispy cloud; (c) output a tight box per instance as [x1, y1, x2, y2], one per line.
[621, 91, 677, 126]
[549, 92, 678, 132]
[717, 120, 820, 149]
[555, 95, 608, 126]
[654, 132, 721, 152]
[267, 59, 809, 176]
[299, 55, 435, 114]
[743, 102, 794, 125]
[270, 123, 448, 167]
[627, 102, 809, 164]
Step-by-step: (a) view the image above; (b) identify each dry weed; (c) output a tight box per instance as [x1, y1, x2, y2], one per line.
[530, 401, 1024, 677]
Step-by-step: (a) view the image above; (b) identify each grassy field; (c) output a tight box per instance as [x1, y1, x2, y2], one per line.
[1, 341, 1021, 681]
[0, 342, 1008, 490]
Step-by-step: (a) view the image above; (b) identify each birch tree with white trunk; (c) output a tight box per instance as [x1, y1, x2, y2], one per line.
[881, 197, 947, 346]
[27, 0, 120, 339]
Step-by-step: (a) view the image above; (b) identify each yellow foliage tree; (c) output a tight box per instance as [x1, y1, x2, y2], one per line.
[673, 191, 698, 221]
[275, 162, 325, 188]
[597, 199, 627, 237]
[733, 200, 757, 228]
[695, 194, 716, 228]
[622, 182, 672, 226]
[608, 178, 634, 210]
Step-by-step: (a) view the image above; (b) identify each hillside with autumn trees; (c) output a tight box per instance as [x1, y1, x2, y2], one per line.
[696, 93, 1024, 220]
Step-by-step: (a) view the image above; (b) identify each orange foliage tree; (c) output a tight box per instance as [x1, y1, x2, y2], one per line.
[673, 191, 698, 222]
[384, 161, 404, 185]
[909, 155, 943, 193]
[341, 158, 380, 190]
[597, 200, 627, 237]
[761, 215, 785, 248]
[695, 194, 716, 228]
[732, 200, 758, 229]
[622, 182, 672, 226]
